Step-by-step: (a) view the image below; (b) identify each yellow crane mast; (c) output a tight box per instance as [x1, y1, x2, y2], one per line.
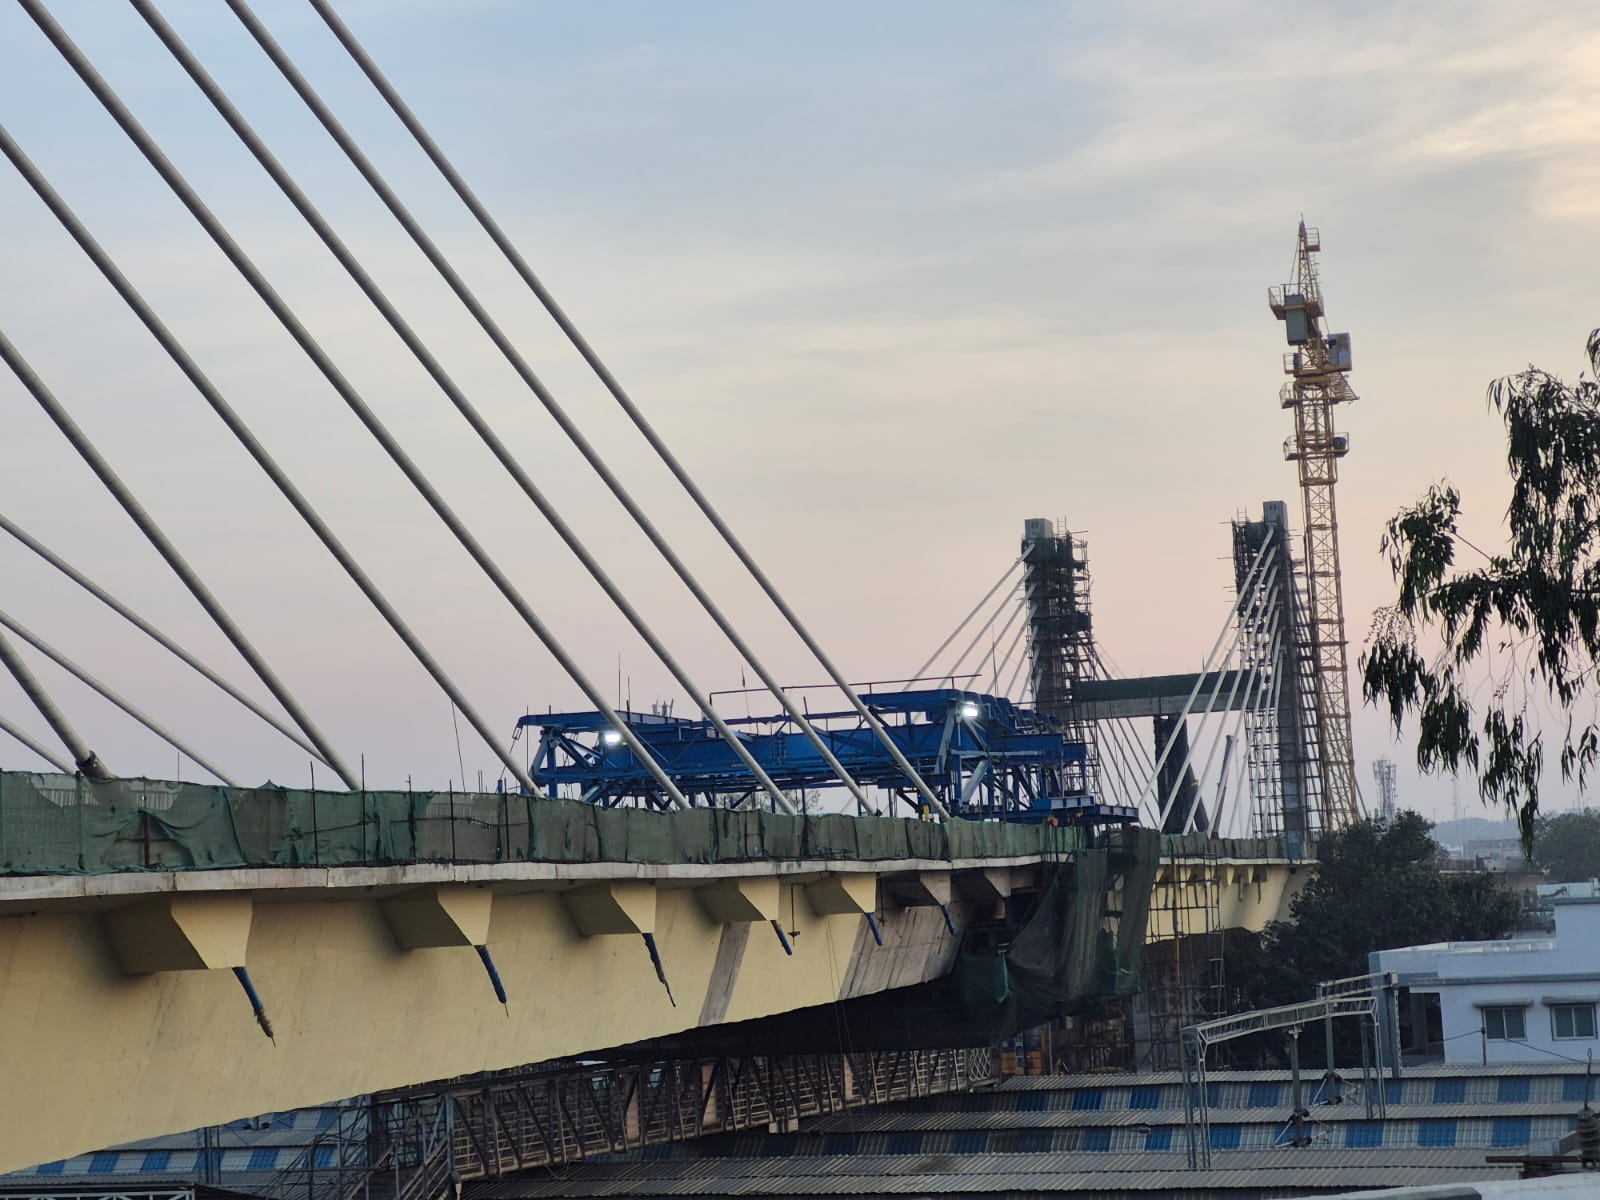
[1268, 222, 1363, 828]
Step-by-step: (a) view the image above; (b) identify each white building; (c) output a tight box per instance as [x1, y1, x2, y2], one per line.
[1371, 883, 1600, 1066]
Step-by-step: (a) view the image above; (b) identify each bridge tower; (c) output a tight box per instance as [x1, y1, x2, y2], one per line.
[1232, 501, 1323, 842]
[1021, 518, 1098, 801]
[1269, 222, 1362, 827]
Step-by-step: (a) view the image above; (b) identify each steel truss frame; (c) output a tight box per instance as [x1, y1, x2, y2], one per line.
[1181, 974, 1395, 1168]
[523, 689, 1096, 818]
[267, 1047, 992, 1200]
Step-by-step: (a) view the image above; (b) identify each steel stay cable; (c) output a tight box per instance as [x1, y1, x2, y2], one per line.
[20, 2, 689, 807]
[907, 558, 1020, 686]
[1252, 619, 1288, 839]
[1089, 646, 1157, 774]
[137, 0, 796, 814]
[974, 592, 1026, 692]
[0, 710, 71, 773]
[0, 117, 539, 797]
[1091, 708, 1136, 809]
[1140, 533, 1273, 819]
[1210, 604, 1280, 837]
[306, 0, 949, 818]
[1185, 596, 1279, 834]
[987, 619, 1028, 695]
[0, 606, 235, 785]
[1171, 570, 1277, 831]
[1100, 706, 1155, 823]
[223, 0, 868, 816]
[1248, 574, 1291, 839]
[1221, 586, 1286, 837]
[0, 513, 326, 765]
[0, 272, 354, 788]
[1240, 621, 1286, 837]
[942, 582, 1022, 684]
[1154, 598, 1255, 827]
[1002, 629, 1033, 699]
[1159, 562, 1277, 827]
[0, 623, 103, 776]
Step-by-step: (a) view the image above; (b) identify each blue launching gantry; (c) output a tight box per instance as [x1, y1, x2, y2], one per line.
[517, 687, 1139, 824]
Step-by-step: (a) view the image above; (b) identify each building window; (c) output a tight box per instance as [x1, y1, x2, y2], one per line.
[1483, 1006, 1527, 1041]
[1551, 1003, 1597, 1040]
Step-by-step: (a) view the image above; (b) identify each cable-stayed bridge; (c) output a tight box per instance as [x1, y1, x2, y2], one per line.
[0, 0, 1349, 1184]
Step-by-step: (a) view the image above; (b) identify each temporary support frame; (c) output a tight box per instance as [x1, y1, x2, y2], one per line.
[1136, 848, 1225, 1072]
[264, 1047, 993, 1200]
[1181, 972, 1396, 1168]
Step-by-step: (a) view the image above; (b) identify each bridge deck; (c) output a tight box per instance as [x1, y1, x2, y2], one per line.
[0, 770, 1305, 1176]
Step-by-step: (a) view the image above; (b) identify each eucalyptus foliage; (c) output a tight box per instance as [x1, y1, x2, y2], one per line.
[1532, 809, 1600, 884]
[1364, 329, 1600, 849]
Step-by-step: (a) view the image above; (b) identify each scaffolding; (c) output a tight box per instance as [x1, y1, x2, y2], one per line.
[1232, 503, 1325, 843]
[1021, 518, 1099, 801]
[1134, 847, 1226, 1071]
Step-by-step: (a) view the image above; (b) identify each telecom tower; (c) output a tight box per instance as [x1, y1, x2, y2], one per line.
[1373, 757, 1398, 824]
[1269, 222, 1362, 826]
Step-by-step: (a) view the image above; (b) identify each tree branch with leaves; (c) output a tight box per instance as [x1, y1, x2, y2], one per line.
[1364, 329, 1600, 851]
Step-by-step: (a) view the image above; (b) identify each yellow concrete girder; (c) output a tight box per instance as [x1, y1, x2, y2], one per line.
[0, 852, 1307, 1174]
[0, 877, 929, 1174]
[1144, 859, 1307, 941]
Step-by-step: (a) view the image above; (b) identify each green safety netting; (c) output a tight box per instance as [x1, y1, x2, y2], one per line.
[954, 827, 1164, 1037]
[0, 770, 1294, 877]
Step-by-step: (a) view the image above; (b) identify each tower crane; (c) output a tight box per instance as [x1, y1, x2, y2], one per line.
[1269, 222, 1363, 829]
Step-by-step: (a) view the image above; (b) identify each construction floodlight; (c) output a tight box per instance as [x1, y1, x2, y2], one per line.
[602, 729, 623, 747]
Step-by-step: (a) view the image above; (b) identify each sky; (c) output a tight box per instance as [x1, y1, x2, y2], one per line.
[0, 1, 1598, 827]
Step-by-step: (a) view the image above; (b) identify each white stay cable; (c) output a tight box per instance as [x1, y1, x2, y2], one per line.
[909, 558, 1021, 685]
[1138, 534, 1273, 819]
[1166, 563, 1279, 830]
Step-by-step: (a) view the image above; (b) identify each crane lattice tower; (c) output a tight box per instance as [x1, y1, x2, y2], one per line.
[1269, 222, 1363, 827]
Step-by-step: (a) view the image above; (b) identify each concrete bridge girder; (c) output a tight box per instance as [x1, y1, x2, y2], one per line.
[0, 852, 1305, 1175]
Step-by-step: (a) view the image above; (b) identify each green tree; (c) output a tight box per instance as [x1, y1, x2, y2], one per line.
[1532, 809, 1600, 882]
[1363, 329, 1600, 850]
[1253, 812, 1519, 1008]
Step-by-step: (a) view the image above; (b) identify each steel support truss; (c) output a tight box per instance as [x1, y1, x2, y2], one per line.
[522, 688, 1115, 820]
[1181, 972, 1396, 1168]
[266, 1046, 993, 1200]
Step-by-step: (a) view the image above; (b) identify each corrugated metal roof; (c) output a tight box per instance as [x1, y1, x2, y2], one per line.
[0, 1172, 285, 1197]
[464, 1148, 1521, 1197]
[990, 1064, 1590, 1089]
[802, 1101, 1576, 1132]
[469, 1146, 1508, 1178]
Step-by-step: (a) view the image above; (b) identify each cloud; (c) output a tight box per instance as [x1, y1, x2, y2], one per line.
[969, 2, 1600, 226]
